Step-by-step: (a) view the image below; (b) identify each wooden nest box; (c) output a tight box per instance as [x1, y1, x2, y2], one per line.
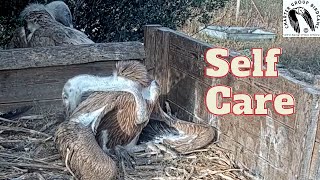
[1, 25, 320, 180]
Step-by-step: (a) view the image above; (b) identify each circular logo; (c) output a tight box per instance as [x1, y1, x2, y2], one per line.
[283, 1, 320, 34]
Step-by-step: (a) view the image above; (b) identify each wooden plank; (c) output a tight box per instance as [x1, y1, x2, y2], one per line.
[166, 65, 304, 174]
[153, 27, 320, 180]
[296, 93, 320, 179]
[0, 61, 120, 103]
[166, 66, 217, 125]
[143, 25, 171, 104]
[0, 42, 145, 71]
[168, 29, 239, 86]
[218, 134, 293, 180]
[217, 111, 295, 172]
[144, 24, 161, 73]
[316, 120, 320, 143]
[315, 107, 320, 143]
[152, 27, 171, 104]
[309, 142, 320, 179]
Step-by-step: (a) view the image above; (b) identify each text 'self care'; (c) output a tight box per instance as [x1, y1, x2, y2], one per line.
[204, 48, 294, 116]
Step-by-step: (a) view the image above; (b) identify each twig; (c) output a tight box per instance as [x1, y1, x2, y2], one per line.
[165, 167, 188, 177]
[151, 177, 182, 180]
[134, 165, 163, 170]
[39, 154, 61, 162]
[217, 173, 234, 180]
[211, 144, 233, 152]
[201, 168, 243, 176]
[11, 166, 28, 172]
[36, 173, 46, 180]
[135, 156, 164, 165]
[0, 125, 51, 137]
[0, 117, 17, 123]
[181, 148, 209, 155]
[244, 6, 254, 27]
[122, 160, 136, 180]
[0, 161, 65, 171]
[0, 136, 51, 144]
[19, 115, 44, 121]
[250, 0, 265, 24]
[185, 166, 195, 180]
[0, 152, 59, 167]
[0, 172, 24, 180]
[39, 118, 60, 132]
[243, 170, 258, 179]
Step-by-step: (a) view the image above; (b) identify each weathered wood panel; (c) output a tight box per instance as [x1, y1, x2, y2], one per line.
[165, 100, 195, 122]
[0, 42, 144, 71]
[217, 134, 292, 180]
[144, 25, 161, 72]
[295, 91, 320, 179]
[166, 65, 309, 178]
[0, 61, 121, 104]
[168, 29, 239, 86]
[166, 66, 216, 125]
[315, 113, 320, 143]
[143, 25, 170, 104]
[309, 142, 320, 179]
[144, 26, 320, 180]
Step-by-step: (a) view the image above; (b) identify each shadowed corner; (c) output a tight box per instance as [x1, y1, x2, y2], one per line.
[0, 105, 33, 119]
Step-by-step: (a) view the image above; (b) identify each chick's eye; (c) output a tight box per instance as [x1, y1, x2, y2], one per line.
[62, 94, 68, 100]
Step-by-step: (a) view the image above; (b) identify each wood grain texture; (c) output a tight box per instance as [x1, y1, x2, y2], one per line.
[168, 29, 239, 86]
[166, 66, 215, 125]
[149, 27, 320, 180]
[309, 142, 320, 180]
[144, 26, 171, 104]
[143, 24, 161, 72]
[0, 42, 144, 71]
[0, 61, 122, 104]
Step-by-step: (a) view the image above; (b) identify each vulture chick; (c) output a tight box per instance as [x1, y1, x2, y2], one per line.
[73, 84, 160, 151]
[56, 61, 158, 179]
[69, 61, 160, 150]
[56, 88, 160, 179]
[138, 102, 218, 156]
[62, 61, 152, 125]
[55, 120, 118, 180]
[63, 60, 217, 160]
[7, 2, 93, 48]
[56, 61, 160, 178]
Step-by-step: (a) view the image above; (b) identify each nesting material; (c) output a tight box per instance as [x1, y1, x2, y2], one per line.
[0, 112, 254, 180]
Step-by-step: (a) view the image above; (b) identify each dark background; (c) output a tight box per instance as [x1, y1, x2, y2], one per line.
[0, 0, 227, 47]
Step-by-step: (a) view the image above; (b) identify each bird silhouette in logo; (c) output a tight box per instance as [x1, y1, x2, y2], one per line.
[288, 7, 315, 33]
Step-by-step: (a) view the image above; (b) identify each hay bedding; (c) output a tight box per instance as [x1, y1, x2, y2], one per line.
[0, 107, 254, 180]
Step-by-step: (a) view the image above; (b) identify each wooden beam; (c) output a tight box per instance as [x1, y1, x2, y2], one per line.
[0, 42, 145, 71]
[143, 25, 171, 104]
[144, 24, 162, 72]
[0, 61, 118, 104]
